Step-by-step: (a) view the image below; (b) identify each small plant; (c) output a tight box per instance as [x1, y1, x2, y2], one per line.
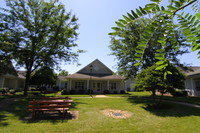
[120, 90, 126, 94]
[79, 89, 85, 94]
[53, 86, 59, 91]
[69, 90, 76, 94]
[0, 88, 7, 94]
[61, 90, 69, 95]
[87, 89, 93, 94]
[103, 90, 110, 94]
[113, 91, 118, 94]
[9, 89, 16, 94]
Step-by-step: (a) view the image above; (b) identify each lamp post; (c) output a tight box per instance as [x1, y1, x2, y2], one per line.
[89, 65, 93, 97]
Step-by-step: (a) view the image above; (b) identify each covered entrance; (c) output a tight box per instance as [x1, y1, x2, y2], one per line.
[93, 82, 103, 93]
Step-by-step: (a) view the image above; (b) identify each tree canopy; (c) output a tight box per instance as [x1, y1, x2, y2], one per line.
[30, 66, 57, 87]
[0, 0, 82, 95]
[109, 17, 189, 78]
[109, 0, 200, 77]
[134, 63, 186, 96]
[58, 70, 69, 76]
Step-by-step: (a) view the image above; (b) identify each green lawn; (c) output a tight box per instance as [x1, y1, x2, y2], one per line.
[0, 96, 200, 133]
[128, 91, 200, 105]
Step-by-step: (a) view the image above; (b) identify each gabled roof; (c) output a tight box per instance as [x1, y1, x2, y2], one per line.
[61, 59, 125, 80]
[76, 59, 113, 75]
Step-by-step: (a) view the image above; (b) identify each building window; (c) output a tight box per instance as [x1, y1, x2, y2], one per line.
[64, 82, 68, 88]
[75, 82, 84, 89]
[109, 82, 117, 90]
[195, 81, 200, 91]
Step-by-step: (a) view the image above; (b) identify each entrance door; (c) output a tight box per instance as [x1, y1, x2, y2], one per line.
[93, 82, 102, 93]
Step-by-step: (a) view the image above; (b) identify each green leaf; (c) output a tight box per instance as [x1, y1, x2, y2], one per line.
[127, 12, 135, 19]
[163, 10, 173, 15]
[155, 56, 164, 60]
[118, 19, 127, 24]
[108, 32, 118, 36]
[164, 72, 167, 79]
[156, 49, 165, 52]
[155, 65, 166, 70]
[139, 6, 146, 14]
[111, 27, 121, 31]
[151, 0, 161, 3]
[122, 15, 131, 21]
[161, 6, 165, 11]
[156, 61, 165, 65]
[196, 13, 200, 19]
[134, 58, 141, 61]
[115, 22, 125, 27]
[175, 46, 180, 51]
[131, 10, 139, 18]
[134, 62, 142, 66]
[167, 5, 177, 10]
[136, 9, 142, 16]
[166, 71, 172, 74]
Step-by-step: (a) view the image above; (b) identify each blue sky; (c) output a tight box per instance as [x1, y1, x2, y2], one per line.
[1, 0, 200, 74]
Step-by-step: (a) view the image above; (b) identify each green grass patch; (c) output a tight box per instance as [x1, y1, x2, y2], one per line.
[129, 91, 200, 105]
[0, 96, 200, 133]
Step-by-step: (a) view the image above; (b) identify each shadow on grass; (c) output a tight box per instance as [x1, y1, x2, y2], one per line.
[0, 97, 87, 126]
[127, 96, 200, 117]
[0, 115, 9, 127]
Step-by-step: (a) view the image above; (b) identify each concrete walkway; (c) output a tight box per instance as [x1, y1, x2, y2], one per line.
[94, 95, 109, 98]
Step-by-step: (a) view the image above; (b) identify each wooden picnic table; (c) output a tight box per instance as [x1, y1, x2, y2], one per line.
[41, 97, 71, 100]
[28, 99, 73, 119]
[29, 99, 73, 104]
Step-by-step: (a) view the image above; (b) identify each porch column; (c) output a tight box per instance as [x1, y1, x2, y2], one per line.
[190, 78, 195, 96]
[0, 77, 5, 88]
[121, 80, 123, 90]
[69, 79, 72, 90]
[107, 80, 109, 90]
[87, 80, 89, 90]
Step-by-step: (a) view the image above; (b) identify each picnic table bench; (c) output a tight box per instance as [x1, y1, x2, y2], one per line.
[41, 96, 71, 100]
[28, 99, 73, 119]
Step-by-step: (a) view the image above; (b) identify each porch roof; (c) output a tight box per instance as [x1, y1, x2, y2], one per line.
[64, 73, 125, 80]
[183, 67, 200, 77]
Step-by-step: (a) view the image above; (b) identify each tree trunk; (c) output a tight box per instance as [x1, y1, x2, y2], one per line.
[24, 70, 31, 96]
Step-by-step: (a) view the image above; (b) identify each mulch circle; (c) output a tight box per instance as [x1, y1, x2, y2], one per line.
[102, 109, 133, 119]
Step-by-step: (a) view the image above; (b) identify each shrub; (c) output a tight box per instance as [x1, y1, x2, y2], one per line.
[170, 89, 188, 97]
[79, 89, 85, 94]
[103, 90, 110, 94]
[69, 90, 76, 94]
[39, 86, 46, 92]
[53, 86, 59, 91]
[0, 88, 7, 94]
[113, 91, 118, 94]
[9, 89, 16, 94]
[30, 88, 37, 91]
[61, 90, 69, 95]
[120, 90, 126, 94]
[87, 89, 93, 94]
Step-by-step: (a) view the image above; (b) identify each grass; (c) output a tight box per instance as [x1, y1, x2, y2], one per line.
[128, 91, 200, 105]
[0, 96, 200, 133]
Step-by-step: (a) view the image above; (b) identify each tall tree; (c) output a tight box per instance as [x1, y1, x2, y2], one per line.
[58, 70, 69, 76]
[30, 66, 57, 87]
[0, 0, 82, 96]
[109, 0, 200, 77]
[134, 63, 185, 96]
[109, 18, 189, 78]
